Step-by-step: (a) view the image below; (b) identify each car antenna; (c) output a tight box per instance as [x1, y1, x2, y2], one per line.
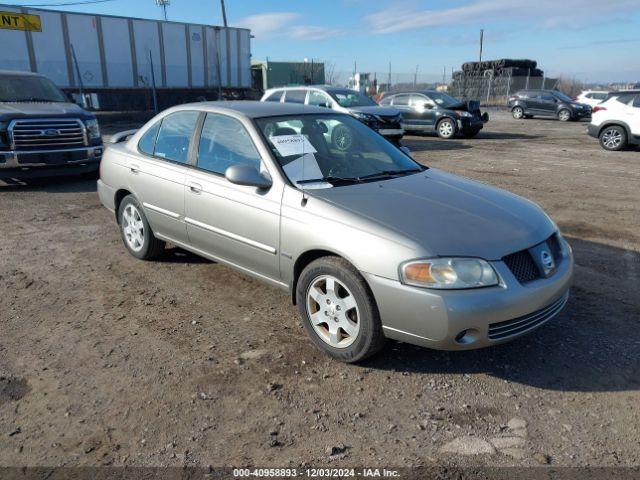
[301, 102, 309, 205]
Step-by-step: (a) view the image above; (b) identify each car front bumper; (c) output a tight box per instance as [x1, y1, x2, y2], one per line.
[0, 145, 103, 179]
[363, 249, 573, 351]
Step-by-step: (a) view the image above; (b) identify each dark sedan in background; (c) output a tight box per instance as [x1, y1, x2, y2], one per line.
[379, 90, 489, 139]
[508, 90, 592, 121]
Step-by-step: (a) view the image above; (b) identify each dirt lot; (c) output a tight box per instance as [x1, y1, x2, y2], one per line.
[1, 111, 639, 470]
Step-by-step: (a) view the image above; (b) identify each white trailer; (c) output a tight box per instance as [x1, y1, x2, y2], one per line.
[0, 4, 251, 90]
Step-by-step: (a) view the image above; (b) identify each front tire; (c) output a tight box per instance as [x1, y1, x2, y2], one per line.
[436, 118, 456, 139]
[512, 106, 524, 119]
[462, 128, 481, 138]
[599, 126, 627, 151]
[296, 256, 385, 363]
[118, 195, 165, 260]
[558, 109, 572, 122]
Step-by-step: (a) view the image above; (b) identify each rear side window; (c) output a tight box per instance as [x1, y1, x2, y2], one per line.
[393, 94, 410, 106]
[138, 121, 161, 156]
[284, 90, 307, 104]
[633, 95, 640, 108]
[615, 93, 637, 106]
[264, 91, 282, 102]
[153, 111, 200, 164]
[197, 113, 262, 175]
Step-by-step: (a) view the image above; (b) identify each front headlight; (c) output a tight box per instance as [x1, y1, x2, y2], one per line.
[457, 111, 472, 118]
[85, 118, 101, 140]
[351, 112, 375, 122]
[400, 258, 499, 289]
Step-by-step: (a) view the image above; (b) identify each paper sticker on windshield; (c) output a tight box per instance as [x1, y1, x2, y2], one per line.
[270, 135, 317, 157]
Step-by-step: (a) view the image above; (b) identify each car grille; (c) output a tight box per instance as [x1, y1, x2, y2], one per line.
[9, 119, 87, 151]
[502, 233, 563, 284]
[503, 250, 540, 283]
[488, 292, 569, 340]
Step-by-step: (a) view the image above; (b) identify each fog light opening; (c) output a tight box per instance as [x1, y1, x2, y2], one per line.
[455, 329, 479, 345]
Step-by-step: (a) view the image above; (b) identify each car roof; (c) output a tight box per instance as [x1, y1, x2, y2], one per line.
[268, 85, 354, 93]
[173, 100, 334, 119]
[0, 69, 46, 78]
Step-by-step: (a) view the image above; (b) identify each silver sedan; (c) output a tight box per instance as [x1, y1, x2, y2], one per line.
[98, 101, 573, 362]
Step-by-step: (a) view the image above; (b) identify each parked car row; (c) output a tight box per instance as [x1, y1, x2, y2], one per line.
[508, 89, 592, 121]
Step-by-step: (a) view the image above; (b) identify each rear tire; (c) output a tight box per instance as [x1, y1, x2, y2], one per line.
[558, 109, 572, 122]
[118, 195, 165, 260]
[436, 118, 456, 139]
[296, 256, 386, 363]
[512, 107, 524, 120]
[599, 126, 627, 151]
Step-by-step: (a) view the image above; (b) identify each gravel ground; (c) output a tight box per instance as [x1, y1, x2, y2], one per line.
[0, 111, 639, 470]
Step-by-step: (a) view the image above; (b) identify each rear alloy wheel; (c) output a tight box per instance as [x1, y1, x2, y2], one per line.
[599, 126, 627, 151]
[297, 256, 385, 362]
[118, 195, 165, 260]
[558, 109, 572, 122]
[437, 118, 456, 139]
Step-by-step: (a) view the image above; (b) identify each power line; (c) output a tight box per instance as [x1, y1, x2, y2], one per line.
[13, 0, 116, 7]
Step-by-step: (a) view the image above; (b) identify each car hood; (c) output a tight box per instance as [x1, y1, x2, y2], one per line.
[309, 168, 555, 260]
[348, 105, 401, 117]
[0, 102, 90, 119]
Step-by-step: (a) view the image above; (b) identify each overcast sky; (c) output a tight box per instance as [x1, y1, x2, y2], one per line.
[16, 0, 640, 83]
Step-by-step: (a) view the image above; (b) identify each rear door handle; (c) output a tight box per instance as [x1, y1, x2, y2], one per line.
[188, 182, 202, 194]
[130, 164, 140, 174]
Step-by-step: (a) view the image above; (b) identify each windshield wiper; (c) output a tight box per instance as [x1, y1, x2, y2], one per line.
[297, 175, 363, 186]
[13, 98, 63, 102]
[356, 168, 423, 181]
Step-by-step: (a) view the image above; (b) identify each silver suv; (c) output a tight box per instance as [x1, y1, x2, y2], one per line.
[261, 86, 404, 145]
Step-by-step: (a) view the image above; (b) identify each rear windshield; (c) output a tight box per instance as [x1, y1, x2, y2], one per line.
[0, 75, 67, 102]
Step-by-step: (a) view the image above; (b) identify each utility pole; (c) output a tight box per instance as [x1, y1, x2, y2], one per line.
[413, 65, 419, 88]
[479, 29, 484, 62]
[388, 61, 391, 91]
[442, 65, 446, 86]
[155, 0, 169, 21]
[220, 0, 228, 27]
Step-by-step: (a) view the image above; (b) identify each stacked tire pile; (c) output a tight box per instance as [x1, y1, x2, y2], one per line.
[451, 59, 545, 104]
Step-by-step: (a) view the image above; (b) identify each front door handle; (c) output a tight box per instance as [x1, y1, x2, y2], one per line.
[188, 182, 202, 194]
[130, 164, 140, 174]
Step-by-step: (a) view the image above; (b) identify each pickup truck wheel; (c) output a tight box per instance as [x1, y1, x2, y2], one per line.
[436, 118, 456, 139]
[297, 256, 386, 363]
[512, 107, 524, 119]
[599, 126, 627, 151]
[118, 195, 165, 260]
[558, 109, 572, 122]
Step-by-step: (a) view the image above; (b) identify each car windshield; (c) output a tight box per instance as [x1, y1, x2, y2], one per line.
[328, 90, 376, 108]
[426, 91, 462, 108]
[0, 75, 67, 102]
[552, 91, 574, 102]
[256, 114, 423, 188]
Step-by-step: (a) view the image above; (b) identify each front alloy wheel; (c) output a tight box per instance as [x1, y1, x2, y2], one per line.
[558, 109, 572, 122]
[307, 275, 360, 348]
[296, 256, 386, 362]
[512, 107, 524, 119]
[437, 119, 456, 139]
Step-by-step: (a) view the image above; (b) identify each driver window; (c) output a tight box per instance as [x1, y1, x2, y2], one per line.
[153, 111, 200, 164]
[393, 94, 410, 106]
[410, 94, 428, 107]
[197, 113, 262, 175]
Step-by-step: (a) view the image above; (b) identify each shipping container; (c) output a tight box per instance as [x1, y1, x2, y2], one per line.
[0, 4, 252, 109]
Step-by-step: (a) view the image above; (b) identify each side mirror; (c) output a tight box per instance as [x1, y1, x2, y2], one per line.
[400, 146, 412, 157]
[423, 102, 435, 109]
[225, 164, 272, 189]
